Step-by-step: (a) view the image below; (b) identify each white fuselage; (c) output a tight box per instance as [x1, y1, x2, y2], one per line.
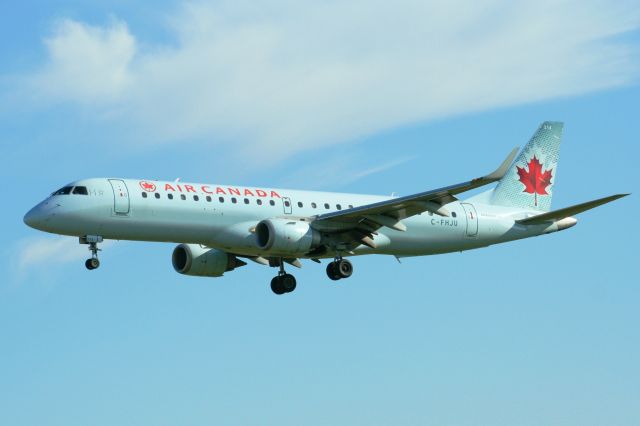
[24, 178, 568, 259]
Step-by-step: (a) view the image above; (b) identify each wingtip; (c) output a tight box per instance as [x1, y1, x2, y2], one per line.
[610, 193, 630, 200]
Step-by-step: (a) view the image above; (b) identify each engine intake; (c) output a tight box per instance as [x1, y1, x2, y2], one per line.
[255, 218, 321, 255]
[172, 244, 245, 277]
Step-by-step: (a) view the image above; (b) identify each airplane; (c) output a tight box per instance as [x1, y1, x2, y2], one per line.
[24, 122, 628, 295]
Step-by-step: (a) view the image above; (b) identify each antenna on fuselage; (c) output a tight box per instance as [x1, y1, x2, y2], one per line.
[174, 178, 181, 183]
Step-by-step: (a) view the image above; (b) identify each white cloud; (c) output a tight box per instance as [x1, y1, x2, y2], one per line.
[348, 157, 416, 183]
[27, 0, 640, 161]
[279, 154, 415, 190]
[33, 19, 135, 102]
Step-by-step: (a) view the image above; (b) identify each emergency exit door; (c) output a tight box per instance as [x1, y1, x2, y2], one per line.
[109, 179, 130, 215]
[461, 203, 478, 237]
[282, 197, 293, 214]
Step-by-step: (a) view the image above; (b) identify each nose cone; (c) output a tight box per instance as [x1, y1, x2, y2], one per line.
[24, 205, 47, 230]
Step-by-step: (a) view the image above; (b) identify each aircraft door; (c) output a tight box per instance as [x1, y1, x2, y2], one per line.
[461, 203, 478, 237]
[109, 179, 130, 215]
[282, 197, 293, 214]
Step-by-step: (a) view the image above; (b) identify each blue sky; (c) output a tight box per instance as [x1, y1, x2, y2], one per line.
[1, 1, 639, 425]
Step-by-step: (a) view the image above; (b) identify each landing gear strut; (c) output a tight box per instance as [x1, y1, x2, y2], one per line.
[270, 258, 297, 295]
[80, 235, 103, 270]
[326, 255, 353, 281]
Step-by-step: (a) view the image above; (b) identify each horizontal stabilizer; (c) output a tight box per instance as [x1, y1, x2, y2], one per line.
[517, 194, 629, 225]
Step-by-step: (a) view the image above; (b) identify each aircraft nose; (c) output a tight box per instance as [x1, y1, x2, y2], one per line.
[24, 205, 46, 229]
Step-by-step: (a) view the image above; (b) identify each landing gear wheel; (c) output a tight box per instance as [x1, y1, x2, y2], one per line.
[326, 262, 342, 281]
[326, 259, 353, 280]
[336, 259, 353, 278]
[270, 274, 297, 294]
[281, 274, 297, 293]
[270, 258, 297, 295]
[85, 258, 100, 270]
[270, 277, 286, 295]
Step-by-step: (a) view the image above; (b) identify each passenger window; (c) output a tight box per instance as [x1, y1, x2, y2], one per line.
[181, 194, 186, 200]
[324, 203, 330, 209]
[244, 198, 250, 204]
[232, 197, 237, 203]
[311, 202, 317, 208]
[219, 197, 225, 203]
[297, 201, 303, 208]
[168, 194, 173, 200]
[142, 192, 148, 198]
[336, 204, 342, 210]
[348, 204, 353, 209]
[284, 200, 291, 207]
[452, 212, 457, 218]
[257, 199, 262, 205]
[155, 193, 160, 199]
[72, 186, 88, 195]
[193, 195, 199, 201]
[206, 196, 212, 202]
[269, 200, 275, 206]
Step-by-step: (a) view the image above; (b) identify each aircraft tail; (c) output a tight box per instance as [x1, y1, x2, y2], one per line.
[490, 121, 563, 212]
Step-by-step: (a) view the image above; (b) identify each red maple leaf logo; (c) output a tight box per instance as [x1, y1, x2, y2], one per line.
[516, 155, 553, 206]
[139, 181, 156, 192]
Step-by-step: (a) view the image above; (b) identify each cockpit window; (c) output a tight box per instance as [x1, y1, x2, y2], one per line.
[72, 186, 89, 195]
[52, 186, 73, 196]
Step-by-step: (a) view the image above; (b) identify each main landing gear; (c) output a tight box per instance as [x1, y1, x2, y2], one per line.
[269, 256, 354, 294]
[80, 235, 103, 270]
[326, 256, 353, 281]
[270, 259, 297, 295]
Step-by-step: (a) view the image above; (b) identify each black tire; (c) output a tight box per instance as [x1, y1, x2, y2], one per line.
[281, 274, 297, 293]
[326, 262, 341, 281]
[337, 259, 353, 278]
[271, 276, 286, 295]
[85, 258, 98, 270]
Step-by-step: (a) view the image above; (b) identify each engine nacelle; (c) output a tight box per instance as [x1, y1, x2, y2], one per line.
[255, 218, 321, 255]
[172, 244, 243, 277]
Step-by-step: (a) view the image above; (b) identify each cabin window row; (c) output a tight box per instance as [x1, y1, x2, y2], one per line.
[141, 192, 354, 210]
[296, 201, 354, 210]
[142, 192, 278, 205]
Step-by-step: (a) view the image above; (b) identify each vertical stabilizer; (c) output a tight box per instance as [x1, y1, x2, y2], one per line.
[491, 121, 562, 212]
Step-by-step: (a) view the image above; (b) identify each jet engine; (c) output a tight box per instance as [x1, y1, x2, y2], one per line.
[255, 218, 321, 255]
[172, 244, 245, 277]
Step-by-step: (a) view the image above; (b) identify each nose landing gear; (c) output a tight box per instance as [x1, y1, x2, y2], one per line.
[80, 235, 103, 270]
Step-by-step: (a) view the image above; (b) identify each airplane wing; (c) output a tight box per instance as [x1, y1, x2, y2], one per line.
[516, 194, 629, 225]
[308, 147, 519, 250]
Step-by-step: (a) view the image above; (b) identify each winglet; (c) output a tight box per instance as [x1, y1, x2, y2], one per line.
[473, 147, 519, 183]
